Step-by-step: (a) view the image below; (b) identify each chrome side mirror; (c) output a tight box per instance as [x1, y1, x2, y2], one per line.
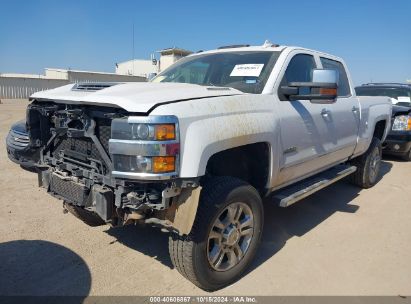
[279, 69, 339, 104]
[312, 69, 338, 84]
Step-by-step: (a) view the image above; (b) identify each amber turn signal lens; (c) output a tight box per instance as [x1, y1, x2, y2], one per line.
[155, 124, 175, 140]
[152, 156, 175, 173]
[319, 88, 337, 95]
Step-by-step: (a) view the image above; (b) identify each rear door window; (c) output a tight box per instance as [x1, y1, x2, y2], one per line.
[320, 57, 351, 97]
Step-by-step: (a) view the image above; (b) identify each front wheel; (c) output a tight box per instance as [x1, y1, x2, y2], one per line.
[168, 177, 263, 291]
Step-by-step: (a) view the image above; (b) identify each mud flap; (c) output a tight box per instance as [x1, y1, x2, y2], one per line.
[166, 186, 202, 236]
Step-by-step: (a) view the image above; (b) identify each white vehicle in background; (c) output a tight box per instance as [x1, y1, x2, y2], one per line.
[20, 41, 391, 290]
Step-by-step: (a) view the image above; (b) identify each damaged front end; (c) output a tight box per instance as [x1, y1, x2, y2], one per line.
[27, 100, 199, 234]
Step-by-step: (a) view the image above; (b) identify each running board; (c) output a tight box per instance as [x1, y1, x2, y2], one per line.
[272, 165, 357, 207]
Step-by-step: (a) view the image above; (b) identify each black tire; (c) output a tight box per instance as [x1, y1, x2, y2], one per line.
[401, 149, 411, 161]
[168, 176, 264, 291]
[349, 137, 382, 189]
[63, 201, 106, 227]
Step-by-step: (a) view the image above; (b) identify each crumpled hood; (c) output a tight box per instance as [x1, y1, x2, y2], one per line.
[30, 82, 244, 113]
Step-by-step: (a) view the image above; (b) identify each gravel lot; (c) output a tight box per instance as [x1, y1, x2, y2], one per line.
[0, 99, 410, 296]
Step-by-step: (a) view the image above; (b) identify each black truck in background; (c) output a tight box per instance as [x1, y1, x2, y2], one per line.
[356, 83, 411, 161]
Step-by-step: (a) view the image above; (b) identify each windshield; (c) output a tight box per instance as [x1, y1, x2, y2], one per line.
[152, 51, 280, 94]
[356, 86, 411, 106]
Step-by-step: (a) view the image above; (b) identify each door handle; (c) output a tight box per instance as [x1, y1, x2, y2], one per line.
[352, 106, 359, 113]
[321, 109, 330, 117]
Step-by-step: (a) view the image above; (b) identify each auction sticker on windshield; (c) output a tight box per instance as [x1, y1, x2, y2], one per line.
[230, 64, 264, 77]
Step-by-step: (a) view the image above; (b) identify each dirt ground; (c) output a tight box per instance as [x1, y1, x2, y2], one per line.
[0, 99, 410, 296]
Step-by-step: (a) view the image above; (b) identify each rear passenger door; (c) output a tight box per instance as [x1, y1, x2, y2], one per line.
[318, 57, 360, 162]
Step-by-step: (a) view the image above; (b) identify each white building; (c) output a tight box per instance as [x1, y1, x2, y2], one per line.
[115, 59, 157, 78]
[44, 68, 145, 83]
[0, 73, 69, 99]
[157, 47, 193, 71]
[115, 47, 193, 77]
[1, 46, 193, 99]
[0, 68, 145, 99]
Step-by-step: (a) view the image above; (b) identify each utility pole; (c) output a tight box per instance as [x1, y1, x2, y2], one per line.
[132, 23, 135, 76]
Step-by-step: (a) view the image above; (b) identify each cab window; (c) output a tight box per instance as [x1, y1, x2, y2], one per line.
[279, 54, 316, 99]
[320, 57, 351, 96]
[281, 54, 316, 84]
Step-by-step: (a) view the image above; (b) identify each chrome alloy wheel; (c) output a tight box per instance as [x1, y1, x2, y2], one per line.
[207, 202, 254, 271]
[369, 147, 381, 183]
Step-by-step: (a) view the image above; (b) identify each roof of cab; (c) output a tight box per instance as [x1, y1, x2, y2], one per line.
[194, 44, 287, 55]
[187, 42, 344, 62]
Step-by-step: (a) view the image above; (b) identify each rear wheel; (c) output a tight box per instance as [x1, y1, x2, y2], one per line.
[168, 176, 263, 291]
[349, 137, 382, 188]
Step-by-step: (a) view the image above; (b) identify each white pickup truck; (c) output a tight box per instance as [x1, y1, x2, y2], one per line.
[24, 42, 391, 290]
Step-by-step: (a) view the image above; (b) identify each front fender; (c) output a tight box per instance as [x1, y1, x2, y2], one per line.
[150, 94, 281, 179]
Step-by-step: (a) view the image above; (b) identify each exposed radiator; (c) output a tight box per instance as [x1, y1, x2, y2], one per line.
[50, 173, 89, 205]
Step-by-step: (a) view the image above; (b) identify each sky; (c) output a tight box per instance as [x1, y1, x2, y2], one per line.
[0, 0, 410, 85]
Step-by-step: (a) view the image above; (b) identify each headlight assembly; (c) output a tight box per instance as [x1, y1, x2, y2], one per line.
[112, 119, 176, 141]
[111, 155, 176, 174]
[109, 116, 179, 179]
[392, 115, 411, 131]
